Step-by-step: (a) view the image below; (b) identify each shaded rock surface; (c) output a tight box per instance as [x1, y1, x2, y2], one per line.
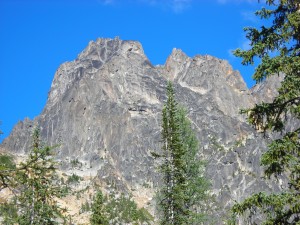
[1, 37, 284, 223]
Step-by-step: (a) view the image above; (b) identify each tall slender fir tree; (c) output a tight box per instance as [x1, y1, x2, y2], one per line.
[159, 81, 188, 225]
[177, 107, 211, 224]
[156, 82, 210, 225]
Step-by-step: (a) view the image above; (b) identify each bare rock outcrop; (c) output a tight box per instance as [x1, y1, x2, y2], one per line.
[1, 37, 284, 222]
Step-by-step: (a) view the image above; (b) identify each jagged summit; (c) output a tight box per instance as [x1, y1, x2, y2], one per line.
[165, 47, 248, 92]
[77, 37, 146, 61]
[52, 37, 248, 102]
[0, 37, 282, 223]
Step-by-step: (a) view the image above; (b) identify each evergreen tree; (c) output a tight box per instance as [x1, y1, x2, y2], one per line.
[231, 1, 300, 224]
[90, 189, 153, 225]
[0, 122, 12, 190]
[177, 107, 211, 224]
[159, 82, 188, 224]
[0, 154, 16, 190]
[155, 82, 210, 224]
[90, 190, 109, 225]
[0, 129, 68, 224]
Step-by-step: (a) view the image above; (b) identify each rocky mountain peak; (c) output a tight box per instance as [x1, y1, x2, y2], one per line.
[1, 37, 285, 223]
[162, 48, 251, 120]
[164, 48, 189, 80]
[164, 48, 248, 93]
[47, 37, 149, 109]
[77, 37, 121, 60]
[77, 37, 146, 61]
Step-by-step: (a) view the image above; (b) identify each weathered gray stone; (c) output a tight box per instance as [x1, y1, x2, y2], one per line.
[0, 37, 287, 223]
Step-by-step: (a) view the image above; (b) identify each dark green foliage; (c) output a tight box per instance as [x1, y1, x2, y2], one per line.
[0, 199, 18, 225]
[107, 193, 139, 223]
[0, 153, 16, 191]
[90, 190, 109, 225]
[67, 173, 82, 184]
[60, 185, 70, 196]
[136, 207, 155, 224]
[90, 190, 153, 225]
[158, 82, 188, 224]
[155, 82, 210, 224]
[70, 158, 82, 168]
[177, 107, 211, 224]
[0, 129, 68, 224]
[0, 154, 15, 170]
[231, 1, 300, 224]
[105, 191, 152, 224]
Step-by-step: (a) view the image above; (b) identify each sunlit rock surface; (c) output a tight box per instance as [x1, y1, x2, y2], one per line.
[1, 37, 283, 223]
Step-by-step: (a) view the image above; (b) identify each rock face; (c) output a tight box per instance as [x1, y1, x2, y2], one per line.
[1, 37, 283, 222]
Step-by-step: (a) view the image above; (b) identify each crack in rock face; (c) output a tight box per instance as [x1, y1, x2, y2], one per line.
[0, 37, 287, 223]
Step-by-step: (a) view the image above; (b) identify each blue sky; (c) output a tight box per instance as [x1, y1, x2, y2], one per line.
[0, 0, 263, 140]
